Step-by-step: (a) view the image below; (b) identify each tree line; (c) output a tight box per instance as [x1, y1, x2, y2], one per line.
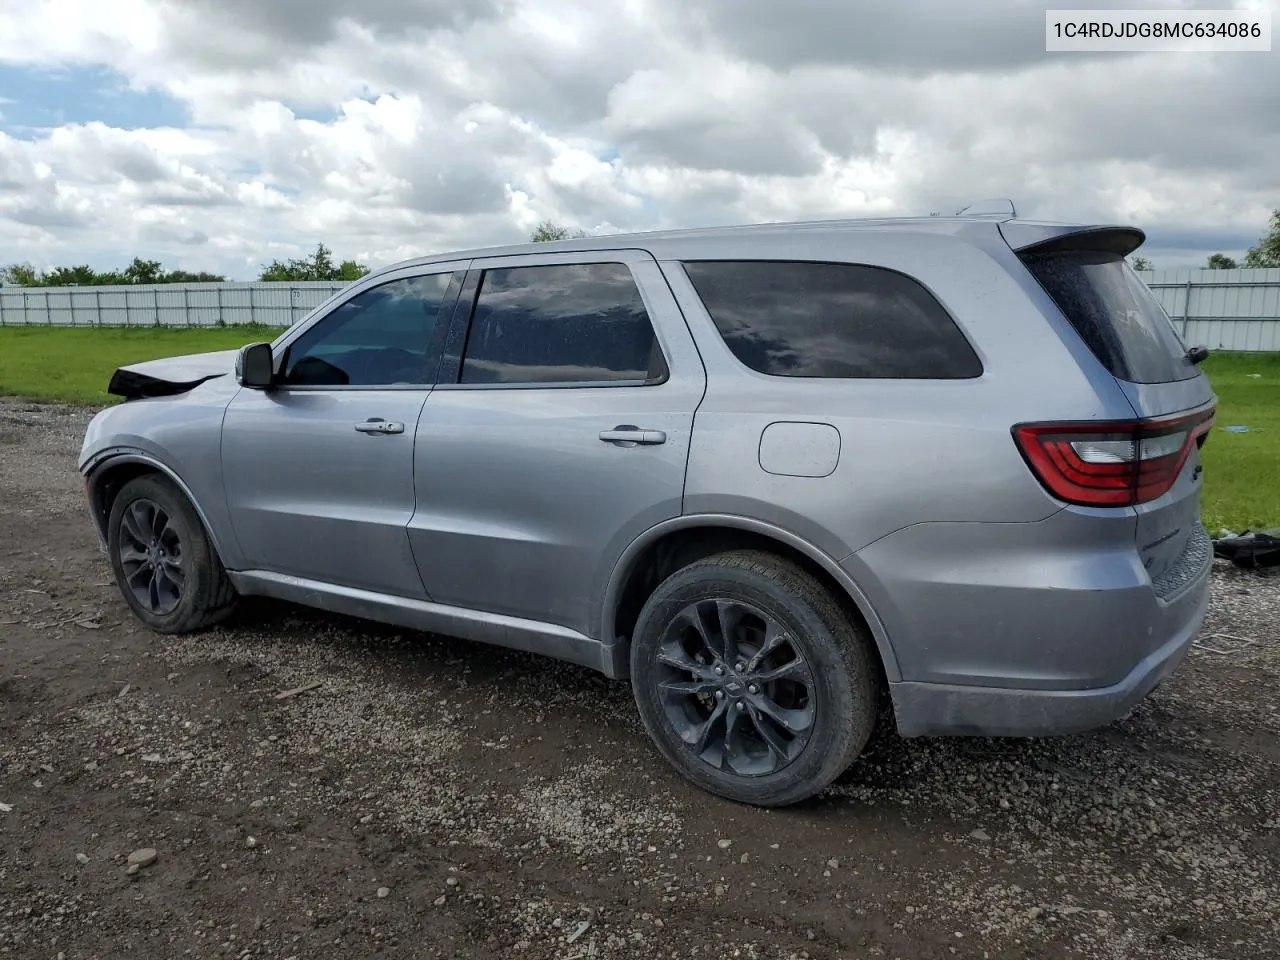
[1130, 209, 1280, 271]
[3, 212, 1276, 287]
[0, 243, 371, 287]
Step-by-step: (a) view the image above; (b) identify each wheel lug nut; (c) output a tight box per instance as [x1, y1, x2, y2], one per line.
[734, 663, 745, 672]
[714, 666, 725, 676]
[735, 702, 746, 712]
[748, 684, 759, 695]
[715, 690, 725, 700]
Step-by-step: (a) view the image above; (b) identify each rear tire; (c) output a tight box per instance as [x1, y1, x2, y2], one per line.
[629, 550, 878, 807]
[107, 474, 238, 634]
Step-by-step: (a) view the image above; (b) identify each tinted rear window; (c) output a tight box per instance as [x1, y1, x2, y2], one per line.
[459, 263, 666, 385]
[1020, 250, 1196, 383]
[681, 260, 982, 379]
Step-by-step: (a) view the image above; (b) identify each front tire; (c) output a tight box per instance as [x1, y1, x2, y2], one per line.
[629, 550, 879, 807]
[107, 474, 238, 634]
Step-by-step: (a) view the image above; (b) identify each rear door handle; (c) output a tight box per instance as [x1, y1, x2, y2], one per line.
[354, 418, 405, 435]
[599, 425, 667, 446]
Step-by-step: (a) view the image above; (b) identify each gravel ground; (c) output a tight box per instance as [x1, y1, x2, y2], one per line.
[1, 396, 1278, 960]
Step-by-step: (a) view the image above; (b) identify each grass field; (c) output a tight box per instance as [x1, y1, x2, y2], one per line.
[0, 324, 280, 405]
[0, 325, 1276, 531]
[1195, 351, 1280, 534]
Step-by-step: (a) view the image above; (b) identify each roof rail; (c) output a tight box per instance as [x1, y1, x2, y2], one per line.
[953, 198, 1017, 218]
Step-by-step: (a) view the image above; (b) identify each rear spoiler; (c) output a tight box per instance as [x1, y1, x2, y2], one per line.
[999, 222, 1146, 258]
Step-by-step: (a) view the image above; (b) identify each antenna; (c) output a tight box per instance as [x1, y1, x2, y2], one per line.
[954, 199, 1017, 218]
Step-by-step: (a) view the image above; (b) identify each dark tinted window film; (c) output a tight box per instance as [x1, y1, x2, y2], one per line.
[281, 272, 457, 386]
[682, 260, 982, 379]
[459, 263, 665, 385]
[1021, 250, 1196, 384]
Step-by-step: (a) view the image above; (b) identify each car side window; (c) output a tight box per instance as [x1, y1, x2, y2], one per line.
[458, 262, 668, 385]
[280, 273, 458, 387]
[682, 260, 983, 379]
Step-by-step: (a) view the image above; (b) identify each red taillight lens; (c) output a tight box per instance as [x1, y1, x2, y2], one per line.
[1013, 407, 1215, 507]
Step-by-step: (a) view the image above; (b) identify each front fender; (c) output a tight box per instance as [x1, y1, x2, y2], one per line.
[84, 450, 236, 567]
[78, 381, 242, 567]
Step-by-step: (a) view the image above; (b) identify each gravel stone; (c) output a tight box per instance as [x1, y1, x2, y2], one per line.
[127, 848, 157, 868]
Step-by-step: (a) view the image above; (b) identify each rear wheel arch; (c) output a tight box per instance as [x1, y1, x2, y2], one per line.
[603, 517, 900, 684]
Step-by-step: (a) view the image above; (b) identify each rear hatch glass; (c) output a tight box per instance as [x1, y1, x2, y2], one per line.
[1020, 249, 1198, 384]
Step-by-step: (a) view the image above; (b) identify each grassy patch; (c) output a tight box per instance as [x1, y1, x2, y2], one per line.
[0, 327, 1276, 530]
[0, 324, 278, 405]
[1197, 352, 1280, 534]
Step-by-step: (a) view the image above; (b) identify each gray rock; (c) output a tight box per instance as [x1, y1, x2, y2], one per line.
[127, 848, 157, 867]
[376, 887, 391, 899]
[75, 853, 90, 865]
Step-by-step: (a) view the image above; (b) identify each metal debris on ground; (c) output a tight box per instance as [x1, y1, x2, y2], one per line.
[1193, 633, 1260, 656]
[274, 681, 323, 701]
[566, 920, 591, 944]
[1212, 529, 1280, 569]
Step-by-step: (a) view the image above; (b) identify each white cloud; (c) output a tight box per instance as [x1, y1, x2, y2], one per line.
[0, 0, 1276, 277]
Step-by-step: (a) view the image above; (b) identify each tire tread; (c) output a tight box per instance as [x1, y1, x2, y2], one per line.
[108, 474, 238, 634]
[630, 548, 878, 807]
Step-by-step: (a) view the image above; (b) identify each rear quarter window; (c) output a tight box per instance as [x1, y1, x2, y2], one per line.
[680, 260, 982, 379]
[1020, 250, 1197, 384]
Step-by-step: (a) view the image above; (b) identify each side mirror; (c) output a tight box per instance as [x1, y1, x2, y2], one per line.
[236, 342, 275, 389]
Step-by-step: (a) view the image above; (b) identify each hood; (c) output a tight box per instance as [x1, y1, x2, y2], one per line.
[107, 348, 240, 400]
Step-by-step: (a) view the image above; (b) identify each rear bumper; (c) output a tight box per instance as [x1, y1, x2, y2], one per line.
[844, 510, 1212, 738]
[888, 576, 1207, 736]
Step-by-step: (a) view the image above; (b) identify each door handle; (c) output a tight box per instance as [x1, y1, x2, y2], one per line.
[599, 425, 667, 446]
[354, 418, 405, 435]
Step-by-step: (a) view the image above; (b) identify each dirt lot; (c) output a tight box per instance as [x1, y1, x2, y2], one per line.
[2, 397, 1279, 960]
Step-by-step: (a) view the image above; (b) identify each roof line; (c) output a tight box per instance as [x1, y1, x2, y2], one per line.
[377, 213, 1029, 274]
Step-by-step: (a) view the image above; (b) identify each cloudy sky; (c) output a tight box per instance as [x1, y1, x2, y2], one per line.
[0, 0, 1276, 278]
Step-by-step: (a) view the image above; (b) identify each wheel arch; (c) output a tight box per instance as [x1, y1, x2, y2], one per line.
[602, 515, 901, 683]
[84, 452, 230, 565]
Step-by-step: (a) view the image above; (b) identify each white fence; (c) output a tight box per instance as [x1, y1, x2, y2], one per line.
[1137, 267, 1280, 353]
[0, 281, 349, 328]
[2, 269, 1280, 351]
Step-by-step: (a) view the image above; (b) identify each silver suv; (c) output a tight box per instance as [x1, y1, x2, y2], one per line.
[80, 204, 1217, 807]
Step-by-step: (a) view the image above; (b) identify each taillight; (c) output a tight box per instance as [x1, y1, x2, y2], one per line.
[1013, 407, 1215, 507]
